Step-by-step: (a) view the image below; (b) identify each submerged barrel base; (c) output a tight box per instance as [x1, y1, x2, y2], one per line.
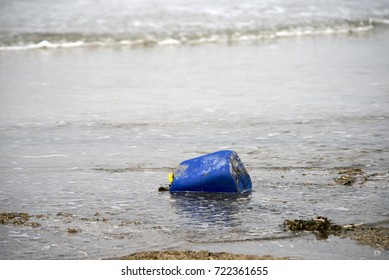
[169, 150, 252, 194]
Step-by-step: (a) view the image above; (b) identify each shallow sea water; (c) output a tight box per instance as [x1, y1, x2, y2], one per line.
[1, 1, 389, 259]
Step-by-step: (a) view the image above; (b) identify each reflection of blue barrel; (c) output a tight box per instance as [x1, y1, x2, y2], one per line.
[169, 150, 252, 193]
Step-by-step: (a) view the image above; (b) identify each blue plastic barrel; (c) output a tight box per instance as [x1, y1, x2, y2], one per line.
[169, 150, 252, 193]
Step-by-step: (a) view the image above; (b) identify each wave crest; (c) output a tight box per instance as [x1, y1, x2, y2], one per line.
[0, 18, 386, 51]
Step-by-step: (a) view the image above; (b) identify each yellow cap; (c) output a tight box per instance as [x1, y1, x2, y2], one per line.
[168, 172, 174, 183]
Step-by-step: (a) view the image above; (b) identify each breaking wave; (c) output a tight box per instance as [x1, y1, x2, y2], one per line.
[0, 18, 388, 51]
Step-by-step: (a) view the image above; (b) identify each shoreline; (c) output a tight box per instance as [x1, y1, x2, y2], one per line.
[1, 211, 388, 260]
[113, 221, 389, 260]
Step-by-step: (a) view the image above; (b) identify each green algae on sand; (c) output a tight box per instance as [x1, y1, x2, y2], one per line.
[0, 212, 40, 227]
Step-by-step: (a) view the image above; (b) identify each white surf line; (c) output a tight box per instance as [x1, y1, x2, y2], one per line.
[10, 154, 69, 158]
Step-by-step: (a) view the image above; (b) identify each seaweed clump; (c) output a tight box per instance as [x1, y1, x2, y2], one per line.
[67, 227, 82, 234]
[284, 216, 342, 239]
[0, 212, 40, 227]
[334, 167, 367, 186]
[158, 184, 170, 191]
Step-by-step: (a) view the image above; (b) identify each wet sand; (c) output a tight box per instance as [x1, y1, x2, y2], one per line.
[339, 225, 389, 251]
[113, 250, 287, 260]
